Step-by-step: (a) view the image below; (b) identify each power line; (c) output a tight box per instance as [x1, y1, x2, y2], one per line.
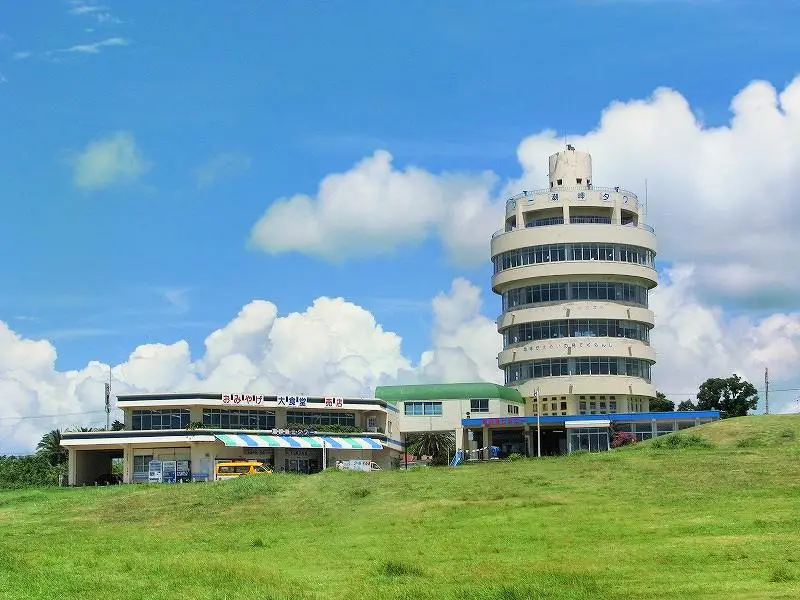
[659, 387, 800, 397]
[0, 409, 110, 422]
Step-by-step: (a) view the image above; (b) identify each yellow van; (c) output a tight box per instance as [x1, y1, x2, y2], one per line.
[215, 460, 272, 480]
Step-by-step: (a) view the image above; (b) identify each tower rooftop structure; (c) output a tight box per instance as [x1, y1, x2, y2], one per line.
[490, 146, 658, 418]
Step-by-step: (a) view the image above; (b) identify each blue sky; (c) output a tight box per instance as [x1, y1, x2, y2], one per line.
[1, 0, 799, 379]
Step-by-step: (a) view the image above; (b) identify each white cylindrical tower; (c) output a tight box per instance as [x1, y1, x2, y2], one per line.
[491, 146, 658, 418]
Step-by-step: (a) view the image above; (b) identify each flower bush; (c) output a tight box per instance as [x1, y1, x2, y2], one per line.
[611, 431, 638, 448]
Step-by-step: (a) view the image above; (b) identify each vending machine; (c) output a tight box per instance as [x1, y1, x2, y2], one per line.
[161, 460, 177, 484]
[148, 460, 163, 483]
[176, 460, 192, 483]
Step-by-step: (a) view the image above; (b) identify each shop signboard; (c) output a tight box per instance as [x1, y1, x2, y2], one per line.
[276, 395, 308, 407]
[176, 460, 191, 482]
[148, 460, 163, 483]
[272, 428, 313, 436]
[324, 397, 344, 408]
[161, 460, 177, 484]
[481, 417, 525, 426]
[222, 394, 265, 405]
[285, 449, 313, 457]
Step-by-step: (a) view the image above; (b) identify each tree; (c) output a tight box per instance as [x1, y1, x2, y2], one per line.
[677, 400, 697, 411]
[36, 429, 67, 467]
[696, 374, 758, 418]
[405, 431, 456, 466]
[650, 391, 675, 412]
[111, 420, 125, 431]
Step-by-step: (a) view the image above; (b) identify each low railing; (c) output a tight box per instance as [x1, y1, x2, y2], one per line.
[492, 222, 655, 238]
[507, 185, 639, 204]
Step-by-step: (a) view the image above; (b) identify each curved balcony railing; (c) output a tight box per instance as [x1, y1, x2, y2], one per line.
[492, 221, 655, 239]
[507, 186, 639, 203]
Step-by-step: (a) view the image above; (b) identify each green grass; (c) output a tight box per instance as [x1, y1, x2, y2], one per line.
[2, 416, 800, 599]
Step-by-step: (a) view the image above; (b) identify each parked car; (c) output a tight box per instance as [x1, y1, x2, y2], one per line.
[214, 460, 273, 480]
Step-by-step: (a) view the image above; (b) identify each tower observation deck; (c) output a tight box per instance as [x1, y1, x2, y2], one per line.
[490, 146, 658, 417]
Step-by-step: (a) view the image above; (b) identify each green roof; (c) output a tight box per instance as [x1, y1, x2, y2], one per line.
[374, 383, 524, 404]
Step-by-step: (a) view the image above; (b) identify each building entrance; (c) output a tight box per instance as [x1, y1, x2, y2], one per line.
[283, 450, 321, 473]
[490, 428, 525, 458]
[539, 428, 567, 456]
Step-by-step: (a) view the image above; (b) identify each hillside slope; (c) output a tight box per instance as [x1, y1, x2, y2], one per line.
[1, 416, 800, 600]
[670, 413, 800, 447]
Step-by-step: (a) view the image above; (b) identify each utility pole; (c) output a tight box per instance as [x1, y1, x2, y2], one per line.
[765, 367, 769, 415]
[105, 368, 112, 430]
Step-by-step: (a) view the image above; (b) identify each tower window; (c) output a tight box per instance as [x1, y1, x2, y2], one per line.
[576, 178, 582, 184]
[556, 179, 563, 186]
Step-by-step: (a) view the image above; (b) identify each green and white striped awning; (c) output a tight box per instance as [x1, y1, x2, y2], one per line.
[215, 434, 382, 450]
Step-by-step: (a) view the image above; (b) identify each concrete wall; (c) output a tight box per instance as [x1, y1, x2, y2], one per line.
[397, 398, 519, 434]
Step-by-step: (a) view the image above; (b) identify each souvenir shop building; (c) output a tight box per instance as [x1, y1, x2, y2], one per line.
[61, 392, 405, 486]
[61, 383, 718, 485]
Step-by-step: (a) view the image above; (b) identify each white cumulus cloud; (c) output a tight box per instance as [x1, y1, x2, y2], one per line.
[72, 131, 150, 191]
[650, 265, 800, 408]
[249, 150, 500, 266]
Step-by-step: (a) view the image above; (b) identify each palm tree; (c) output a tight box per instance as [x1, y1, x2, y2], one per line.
[405, 431, 456, 466]
[36, 429, 68, 466]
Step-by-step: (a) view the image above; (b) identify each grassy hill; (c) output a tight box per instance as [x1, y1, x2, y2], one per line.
[2, 416, 800, 600]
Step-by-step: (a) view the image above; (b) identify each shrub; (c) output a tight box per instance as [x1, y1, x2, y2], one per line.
[505, 453, 523, 462]
[611, 431, 638, 448]
[651, 434, 713, 449]
[0, 455, 64, 489]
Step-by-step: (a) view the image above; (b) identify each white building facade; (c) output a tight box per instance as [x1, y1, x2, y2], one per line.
[491, 146, 658, 416]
